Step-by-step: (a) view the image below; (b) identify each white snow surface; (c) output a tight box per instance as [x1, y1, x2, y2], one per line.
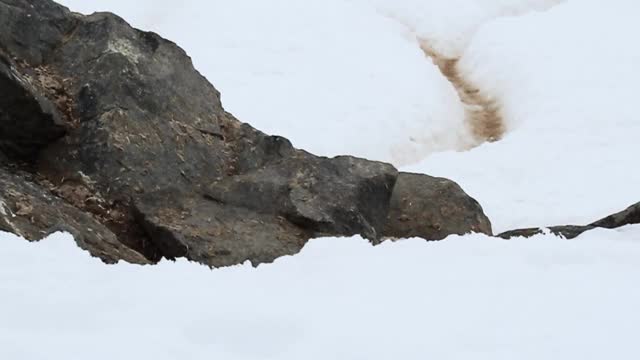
[3, 0, 640, 358]
[4, 228, 640, 359]
[410, 0, 640, 231]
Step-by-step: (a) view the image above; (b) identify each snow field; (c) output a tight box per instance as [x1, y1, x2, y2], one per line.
[3, 226, 640, 359]
[412, 0, 640, 231]
[4, 0, 640, 358]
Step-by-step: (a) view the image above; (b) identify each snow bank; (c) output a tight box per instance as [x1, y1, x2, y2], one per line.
[356, 0, 564, 58]
[8, 0, 640, 358]
[3, 227, 640, 359]
[409, 0, 640, 231]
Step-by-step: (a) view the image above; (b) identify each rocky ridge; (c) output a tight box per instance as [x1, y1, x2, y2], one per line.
[0, 0, 492, 267]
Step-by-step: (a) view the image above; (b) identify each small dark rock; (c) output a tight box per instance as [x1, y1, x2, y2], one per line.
[497, 225, 596, 240]
[498, 202, 640, 240]
[382, 172, 492, 242]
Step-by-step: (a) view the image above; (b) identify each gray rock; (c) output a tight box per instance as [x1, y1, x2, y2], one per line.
[0, 0, 492, 267]
[498, 225, 595, 240]
[382, 172, 492, 242]
[0, 52, 67, 160]
[0, 167, 148, 264]
[591, 202, 640, 230]
[498, 202, 640, 239]
[133, 190, 311, 268]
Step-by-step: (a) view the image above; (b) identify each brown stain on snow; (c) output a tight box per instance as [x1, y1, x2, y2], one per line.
[417, 39, 505, 144]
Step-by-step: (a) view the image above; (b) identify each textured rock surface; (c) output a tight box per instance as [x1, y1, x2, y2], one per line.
[499, 202, 640, 240]
[0, 0, 491, 267]
[383, 173, 492, 242]
[0, 167, 148, 264]
[0, 53, 67, 160]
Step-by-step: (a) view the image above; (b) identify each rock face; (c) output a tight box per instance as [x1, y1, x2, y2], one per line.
[383, 173, 492, 242]
[499, 202, 640, 240]
[0, 0, 492, 267]
[0, 168, 148, 264]
[0, 53, 66, 160]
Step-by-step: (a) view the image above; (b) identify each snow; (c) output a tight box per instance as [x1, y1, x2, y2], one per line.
[4, 0, 640, 358]
[4, 227, 640, 359]
[408, 0, 640, 231]
[355, 0, 563, 58]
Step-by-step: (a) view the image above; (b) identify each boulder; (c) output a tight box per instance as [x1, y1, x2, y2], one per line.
[382, 173, 492, 242]
[0, 0, 492, 267]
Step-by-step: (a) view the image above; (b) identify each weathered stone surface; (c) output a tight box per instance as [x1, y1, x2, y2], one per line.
[133, 190, 311, 268]
[498, 202, 640, 239]
[591, 202, 640, 230]
[382, 173, 492, 241]
[0, 52, 67, 160]
[0, 0, 76, 66]
[498, 225, 595, 240]
[0, 0, 492, 267]
[0, 168, 148, 264]
[133, 141, 397, 267]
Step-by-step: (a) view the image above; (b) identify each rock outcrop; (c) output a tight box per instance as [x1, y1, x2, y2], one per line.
[499, 202, 640, 239]
[383, 173, 492, 242]
[0, 0, 492, 267]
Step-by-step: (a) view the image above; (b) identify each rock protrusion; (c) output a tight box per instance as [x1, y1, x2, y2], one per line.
[0, 0, 493, 267]
[499, 202, 640, 239]
[383, 172, 492, 242]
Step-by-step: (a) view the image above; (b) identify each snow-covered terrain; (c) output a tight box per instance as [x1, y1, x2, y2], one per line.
[410, 0, 640, 231]
[4, 227, 640, 359]
[3, 0, 640, 358]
